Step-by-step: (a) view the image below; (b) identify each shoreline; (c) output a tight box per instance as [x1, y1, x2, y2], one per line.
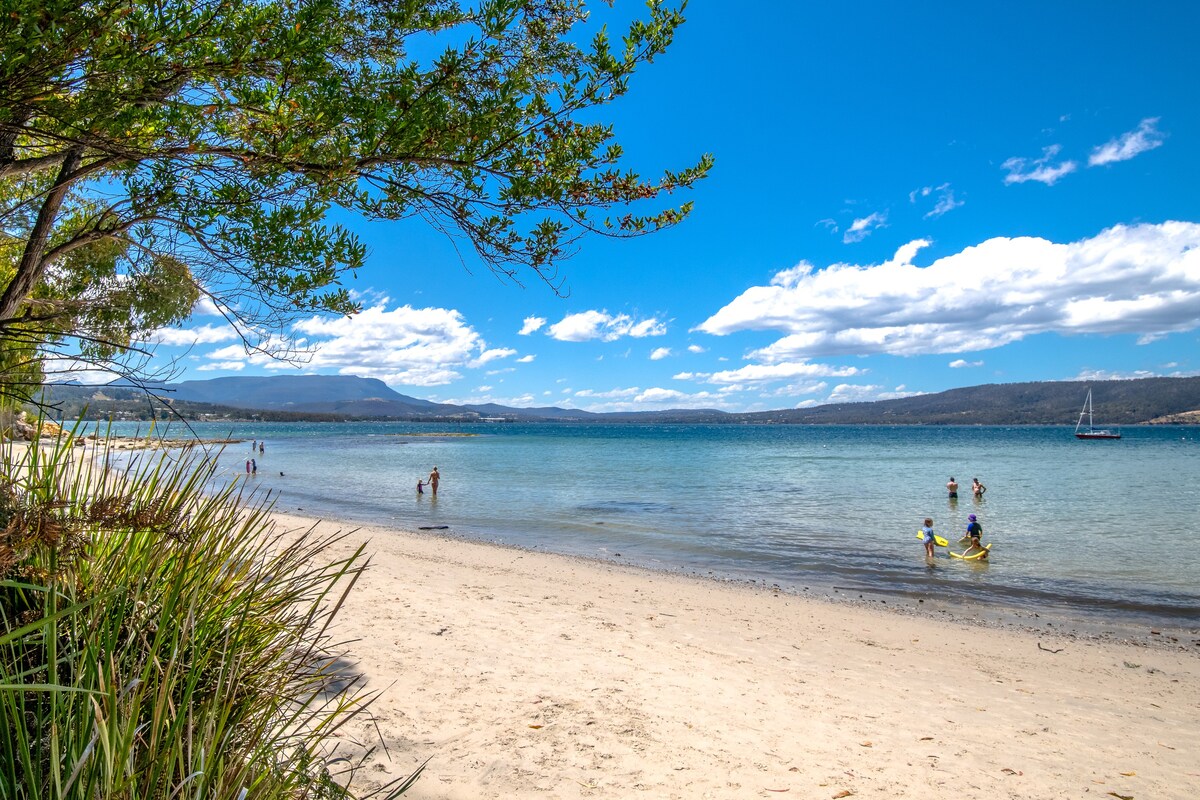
[28, 431, 1197, 633]
[40, 425, 1200, 633]
[282, 501, 1200, 648]
[269, 510, 1200, 800]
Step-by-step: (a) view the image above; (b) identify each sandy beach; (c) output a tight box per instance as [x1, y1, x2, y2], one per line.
[263, 512, 1200, 800]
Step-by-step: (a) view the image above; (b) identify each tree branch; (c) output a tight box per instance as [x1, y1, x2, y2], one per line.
[0, 146, 84, 321]
[0, 151, 71, 180]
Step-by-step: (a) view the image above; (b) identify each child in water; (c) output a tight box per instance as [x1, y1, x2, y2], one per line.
[962, 513, 987, 558]
[921, 518, 936, 558]
[417, 479, 425, 495]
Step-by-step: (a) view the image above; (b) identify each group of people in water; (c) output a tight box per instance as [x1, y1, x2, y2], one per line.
[921, 475, 989, 559]
[416, 466, 440, 496]
[945, 476, 985, 500]
[245, 439, 266, 475]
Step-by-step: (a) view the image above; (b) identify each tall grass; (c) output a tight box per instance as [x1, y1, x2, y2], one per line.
[0, 428, 422, 799]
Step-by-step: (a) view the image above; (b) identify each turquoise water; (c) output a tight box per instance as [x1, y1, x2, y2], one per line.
[101, 421, 1200, 625]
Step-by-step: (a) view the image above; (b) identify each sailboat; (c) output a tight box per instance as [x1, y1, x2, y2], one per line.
[1074, 389, 1121, 440]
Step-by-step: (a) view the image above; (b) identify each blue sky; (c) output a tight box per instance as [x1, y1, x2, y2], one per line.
[142, 2, 1200, 413]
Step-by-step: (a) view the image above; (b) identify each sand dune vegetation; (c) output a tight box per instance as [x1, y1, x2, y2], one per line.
[0, 429, 419, 798]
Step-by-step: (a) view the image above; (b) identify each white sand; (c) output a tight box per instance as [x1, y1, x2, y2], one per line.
[268, 512, 1200, 800]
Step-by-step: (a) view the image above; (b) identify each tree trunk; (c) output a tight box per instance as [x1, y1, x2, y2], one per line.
[0, 146, 84, 322]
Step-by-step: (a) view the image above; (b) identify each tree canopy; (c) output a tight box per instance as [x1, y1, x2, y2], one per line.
[0, 0, 711, 403]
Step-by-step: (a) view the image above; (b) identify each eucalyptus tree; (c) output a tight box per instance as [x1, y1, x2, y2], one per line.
[0, 0, 711, 401]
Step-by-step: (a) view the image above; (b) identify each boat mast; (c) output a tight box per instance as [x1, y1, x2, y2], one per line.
[1076, 389, 1093, 434]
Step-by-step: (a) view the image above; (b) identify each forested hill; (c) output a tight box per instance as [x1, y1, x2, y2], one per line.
[732, 377, 1200, 425]
[33, 375, 1200, 425]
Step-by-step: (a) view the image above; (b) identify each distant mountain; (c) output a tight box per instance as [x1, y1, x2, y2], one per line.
[163, 375, 453, 415]
[33, 374, 1200, 426]
[734, 377, 1200, 425]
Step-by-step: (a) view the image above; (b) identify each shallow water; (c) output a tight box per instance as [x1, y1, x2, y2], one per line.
[100, 421, 1200, 626]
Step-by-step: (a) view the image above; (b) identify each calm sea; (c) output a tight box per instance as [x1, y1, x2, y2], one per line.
[101, 421, 1200, 628]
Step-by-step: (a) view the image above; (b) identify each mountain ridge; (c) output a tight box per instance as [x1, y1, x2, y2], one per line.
[35, 374, 1200, 425]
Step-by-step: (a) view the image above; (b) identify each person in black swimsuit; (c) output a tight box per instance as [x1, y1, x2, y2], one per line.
[946, 476, 958, 499]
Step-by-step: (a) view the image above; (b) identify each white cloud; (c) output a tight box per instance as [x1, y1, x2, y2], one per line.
[1002, 144, 1078, 185]
[1072, 368, 1158, 382]
[197, 360, 246, 372]
[698, 222, 1200, 358]
[687, 344, 706, 354]
[144, 323, 239, 347]
[650, 347, 672, 360]
[626, 319, 667, 338]
[910, 183, 964, 218]
[763, 380, 828, 397]
[683, 361, 862, 387]
[566, 386, 734, 413]
[192, 296, 222, 316]
[1072, 366, 1198, 381]
[546, 310, 667, 342]
[1089, 118, 1165, 167]
[635, 387, 693, 403]
[442, 391, 538, 407]
[261, 303, 512, 386]
[817, 218, 839, 233]
[949, 359, 984, 368]
[827, 383, 884, 402]
[39, 360, 121, 385]
[519, 316, 546, 335]
[201, 344, 281, 369]
[574, 387, 641, 399]
[826, 383, 922, 403]
[472, 347, 517, 366]
[843, 211, 887, 243]
[516, 354, 536, 363]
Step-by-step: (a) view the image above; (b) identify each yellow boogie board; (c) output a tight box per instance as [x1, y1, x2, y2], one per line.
[916, 531, 950, 547]
[950, 543, 992, 560]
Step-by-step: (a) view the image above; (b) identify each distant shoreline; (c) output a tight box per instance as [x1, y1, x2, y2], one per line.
[35, 374, 1200, 425]
[32, 416, 1200, 429]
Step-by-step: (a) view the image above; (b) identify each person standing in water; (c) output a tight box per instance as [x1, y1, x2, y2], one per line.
[972, 477, 986, 498]
[427, 466, 440, 496]
[946, 476, 958, 499]
[921, 518, 937, 558]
